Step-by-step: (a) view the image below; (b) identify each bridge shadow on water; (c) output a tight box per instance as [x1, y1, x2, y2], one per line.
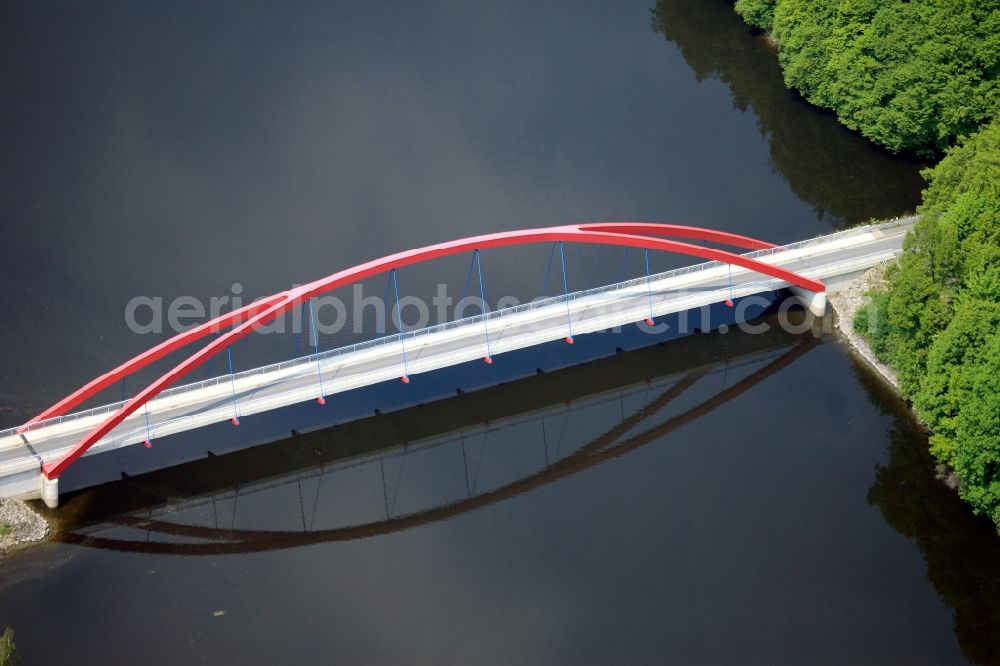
[51, 312, 819, 555]
[37, 310, 1000, 664]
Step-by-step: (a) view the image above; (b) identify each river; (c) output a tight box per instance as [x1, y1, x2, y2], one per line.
[1, 0, 997, 663]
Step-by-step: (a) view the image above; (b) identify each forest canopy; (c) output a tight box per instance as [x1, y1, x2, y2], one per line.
[731, 0, 1000, 530]
[856, 121, 1000, 528]
[734, 0, 1000, 155]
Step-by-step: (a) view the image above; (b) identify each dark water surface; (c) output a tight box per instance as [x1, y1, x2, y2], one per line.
[2, 0, 997, 663]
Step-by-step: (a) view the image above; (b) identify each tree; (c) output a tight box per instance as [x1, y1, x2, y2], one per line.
[734, 0, 776, 29]
[727, 0, 1000, 529]
[767, 0, 1000, 155]
[858, 121, 1000, 529]
[951, 333, 1000, 526]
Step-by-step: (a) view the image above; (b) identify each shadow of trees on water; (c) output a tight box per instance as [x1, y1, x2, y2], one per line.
[651, 0, 926, 228]
[850, 356, 1000, 665]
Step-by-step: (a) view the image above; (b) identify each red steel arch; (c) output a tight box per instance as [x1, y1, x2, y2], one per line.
[28, 222, 823, 479]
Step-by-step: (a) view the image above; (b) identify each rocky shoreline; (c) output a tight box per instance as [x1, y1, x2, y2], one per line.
[0, 498, 49, 553]
[828, 265, 964, 491]
[827, 264, 900, 390]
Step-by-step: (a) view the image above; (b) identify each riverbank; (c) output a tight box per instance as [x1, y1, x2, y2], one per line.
[828, 265, 966, 491]
[0, 498, 49, 553]
[827, 264, 899, 390]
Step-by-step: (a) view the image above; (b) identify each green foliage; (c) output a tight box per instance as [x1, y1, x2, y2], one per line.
[863, 369, 1000, 665]
[0, 523, 9, 537]
[951, 333, 1000, 522]
[854, 290, 893, 358]
[0, 628, 17, 666]
[734, 0, 776, 29]
[653, 0, 926, 226]
[756, 0, 1000, 155]
[728, 0, 1000, 528]
[860, 121, 1000, 529]
[917, 300, 1000, 463]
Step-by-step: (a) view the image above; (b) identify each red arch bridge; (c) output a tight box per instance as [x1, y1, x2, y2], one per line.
[0, 218, 914, 507]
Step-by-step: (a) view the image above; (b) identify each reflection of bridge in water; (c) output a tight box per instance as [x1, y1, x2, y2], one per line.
[3, 219, 911, 506]
[57, 323, 818, 555]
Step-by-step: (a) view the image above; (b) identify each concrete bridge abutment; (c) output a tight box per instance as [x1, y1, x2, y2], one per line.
[41, 475, 59, 509]
[790, 286, 828, 317]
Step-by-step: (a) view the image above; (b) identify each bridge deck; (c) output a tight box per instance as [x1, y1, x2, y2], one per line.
[0, 219, 914, 499]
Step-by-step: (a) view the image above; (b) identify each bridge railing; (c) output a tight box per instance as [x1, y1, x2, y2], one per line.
[32, 274, 779, 453]
[739, 216, 915, 263]
[1, 254, 743, 439]
[1, 220, 914, 442]
[95, 334, 787, 459]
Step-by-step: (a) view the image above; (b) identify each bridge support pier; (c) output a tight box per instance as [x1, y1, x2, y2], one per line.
[790, 287, 828, 318]
[40, 475, 58, 509]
